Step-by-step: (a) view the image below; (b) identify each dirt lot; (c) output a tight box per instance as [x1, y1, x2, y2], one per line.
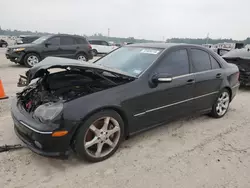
[0, 48, 250, 188]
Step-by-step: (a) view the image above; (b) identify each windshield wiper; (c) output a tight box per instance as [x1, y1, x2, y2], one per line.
[94, 71, 118, 85]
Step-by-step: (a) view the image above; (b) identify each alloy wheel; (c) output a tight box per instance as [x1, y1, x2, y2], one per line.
[84, 117, 121, 158]
[27, 55, 39, 66]
[216, 91, 230, 116]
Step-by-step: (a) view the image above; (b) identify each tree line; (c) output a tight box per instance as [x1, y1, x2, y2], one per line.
[1, 27, 250, 45]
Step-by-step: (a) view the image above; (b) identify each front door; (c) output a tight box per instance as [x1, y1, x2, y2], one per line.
[189, 48, 224, 112]
[41, 37, 61, 58]
[130, 48, 195, 133]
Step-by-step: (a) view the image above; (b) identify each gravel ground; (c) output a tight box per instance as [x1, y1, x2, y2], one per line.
[0, 48, 250, 188]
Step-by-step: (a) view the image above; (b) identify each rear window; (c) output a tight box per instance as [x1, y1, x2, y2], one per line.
[75, 37, 87, 44]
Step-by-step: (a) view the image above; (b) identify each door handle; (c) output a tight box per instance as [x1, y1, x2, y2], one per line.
[186, 79, 195, 85]
[216, 73, 222, 78]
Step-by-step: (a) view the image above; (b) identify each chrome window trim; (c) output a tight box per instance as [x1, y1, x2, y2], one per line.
[19, 121, 53, 134]
[133, 91, 219, 117]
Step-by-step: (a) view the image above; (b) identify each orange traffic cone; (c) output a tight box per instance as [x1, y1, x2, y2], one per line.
[0, 78, 8, 100]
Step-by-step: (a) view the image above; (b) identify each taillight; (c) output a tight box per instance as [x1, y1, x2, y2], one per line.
[88, 44, 92, 49]
[236, 72, 240, 80]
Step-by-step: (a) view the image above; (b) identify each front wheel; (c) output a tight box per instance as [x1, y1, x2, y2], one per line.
[24, 53, 40, 67]
[74, 110, 124, 162]
[210, 89, 230, 118]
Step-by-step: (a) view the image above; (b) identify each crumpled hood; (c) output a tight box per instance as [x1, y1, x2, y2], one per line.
[25, 57, 136, 82]
[8, 43, 38, 49]
[223, 48, 250, 61]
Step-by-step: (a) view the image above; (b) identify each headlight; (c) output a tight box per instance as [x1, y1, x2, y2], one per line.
[13, 48, 25, 52]
[33, 102, 63, 123]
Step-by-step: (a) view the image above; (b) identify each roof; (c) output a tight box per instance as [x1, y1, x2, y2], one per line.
[129, 42, 201, 49]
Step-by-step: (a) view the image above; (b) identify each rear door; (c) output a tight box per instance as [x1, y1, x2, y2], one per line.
[190, 48, 223, 111]
[59, 36, 78, 58]
[100, 41, 112, 53]
[41, 36, 61, 58]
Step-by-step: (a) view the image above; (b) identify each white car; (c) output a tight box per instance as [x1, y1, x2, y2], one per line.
[89, 40, 118, 56]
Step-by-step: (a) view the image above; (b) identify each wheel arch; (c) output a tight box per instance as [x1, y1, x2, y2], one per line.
[76, 51, 88, 60]
[23, 51, 41, 59]
[223, 86, 232, 101]
[70, 106, 129, 145]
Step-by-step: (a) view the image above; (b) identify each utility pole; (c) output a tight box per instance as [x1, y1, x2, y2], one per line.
[206, 33, 209, 44]
[108, 28, 110, 37]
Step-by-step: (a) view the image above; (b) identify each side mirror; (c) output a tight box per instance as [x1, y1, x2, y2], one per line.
[152, 73, 173, 83]
[149, 73, 173, 87]
[45, 42, 51, 47]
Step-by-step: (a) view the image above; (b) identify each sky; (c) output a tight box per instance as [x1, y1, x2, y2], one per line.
[1, 0, 250, 41]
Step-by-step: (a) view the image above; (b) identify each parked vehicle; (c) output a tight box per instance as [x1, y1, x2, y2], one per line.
[12, 43, 239, 162]
[89, 39, 117, 56]
[5, 34, 93, 67]
[222, 48, 250, 86]
[0, 39, 8, 47]
[15, 35, 40, 45]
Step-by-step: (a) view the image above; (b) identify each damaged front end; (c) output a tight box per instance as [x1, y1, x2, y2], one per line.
[223, 49, 250, 86]
[16, 57, 135, 118]
[223, 58, 250, 86]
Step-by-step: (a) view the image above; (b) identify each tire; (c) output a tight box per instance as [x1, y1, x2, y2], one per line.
[92, 49, 98, 56]
[74, 110, 124, 162]
[76, 53, 88, 62]
[209, 89, 230, 118]
[24, 53, 40, 68]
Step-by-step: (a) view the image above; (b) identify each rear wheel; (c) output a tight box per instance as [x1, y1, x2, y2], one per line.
[210, 89, 230, 118]
[92, 49, 98, 56]
[74, 110, 124, 162]
[76, 53, 88, 62]
[24, 53, 40, 67]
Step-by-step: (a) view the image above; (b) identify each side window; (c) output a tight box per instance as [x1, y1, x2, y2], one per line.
[156, 49, 189, 76]
[191, 49, 211, 72]
[101, 41, 109, 46]
[210, 55, 221, 69]
[60, 36, 75, 45]
[75, 38, 87, 44]
[47, 37, 60, 46]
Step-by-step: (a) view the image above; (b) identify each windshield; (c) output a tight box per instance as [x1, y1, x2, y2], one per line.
[95, 46, 163, 77]
[32, 35, 51, 44]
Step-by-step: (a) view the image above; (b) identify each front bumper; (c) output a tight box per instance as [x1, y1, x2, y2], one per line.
[11, 98, 73, 157]
[231, 83, 240, 101]
[5, 51, 25, 63]
[239, 70, 250, 86]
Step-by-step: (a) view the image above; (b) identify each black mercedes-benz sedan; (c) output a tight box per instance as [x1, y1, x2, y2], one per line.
[11, 43, 240, 162]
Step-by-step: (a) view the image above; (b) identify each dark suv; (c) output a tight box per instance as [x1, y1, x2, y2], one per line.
[6, 34, 93, 67]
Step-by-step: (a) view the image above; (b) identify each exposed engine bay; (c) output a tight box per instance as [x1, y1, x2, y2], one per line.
[17, 69, 133, 112]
